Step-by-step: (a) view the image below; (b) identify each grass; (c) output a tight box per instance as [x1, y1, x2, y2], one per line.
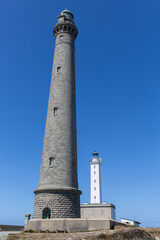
[7, 227, 157, 240]
[87, 229, 154, 240]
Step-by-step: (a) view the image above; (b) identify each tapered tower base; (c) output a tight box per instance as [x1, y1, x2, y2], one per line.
[33, 189, 81, 219]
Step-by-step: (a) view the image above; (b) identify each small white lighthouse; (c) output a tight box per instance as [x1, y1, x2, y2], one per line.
[90, 151, 102, 204]
[81, 151, 116, 220]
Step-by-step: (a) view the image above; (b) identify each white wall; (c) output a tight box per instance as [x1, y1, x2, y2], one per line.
[90, 157, 102, 204]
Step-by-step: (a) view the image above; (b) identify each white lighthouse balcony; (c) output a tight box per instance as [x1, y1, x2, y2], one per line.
[89, 157, 102, 165]
[89, 150, 102, 165]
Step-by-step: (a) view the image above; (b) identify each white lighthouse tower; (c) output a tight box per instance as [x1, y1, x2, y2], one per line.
[90, 151, 102, 204]
[81, 151, 116, 220]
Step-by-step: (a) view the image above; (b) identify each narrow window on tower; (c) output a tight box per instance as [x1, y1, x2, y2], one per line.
[57, 66, 61, 73]
[94, 165, 96, 169]
[94, 171, 96, 174]
[94, 179, 96, 183]
[49, 157, 54, 167]
[94, 196, 96, 199]
[59, 35, 63, 40]
[94, 187, 96, 190]
[53, 107, 58, 116]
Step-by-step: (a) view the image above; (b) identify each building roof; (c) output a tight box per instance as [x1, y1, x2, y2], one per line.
[81, 203, 116, 208]
[121, 218, 141, 224]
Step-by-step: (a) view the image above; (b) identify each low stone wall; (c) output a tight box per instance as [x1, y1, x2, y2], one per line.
[0, 225, 24, 231]
[27, 218, 124, 232]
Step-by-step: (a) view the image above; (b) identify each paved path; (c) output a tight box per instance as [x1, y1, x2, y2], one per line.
[0, 231, 20, 240]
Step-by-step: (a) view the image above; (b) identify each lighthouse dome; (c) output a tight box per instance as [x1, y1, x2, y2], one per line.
[92, 150, 99, 157]
[60, 9, 74, 21]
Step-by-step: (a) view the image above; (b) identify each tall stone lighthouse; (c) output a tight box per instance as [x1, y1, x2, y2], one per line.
[33, 9, 81, 219]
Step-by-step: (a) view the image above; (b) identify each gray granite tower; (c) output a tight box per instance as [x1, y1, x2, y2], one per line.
[33, 9, 81, 219]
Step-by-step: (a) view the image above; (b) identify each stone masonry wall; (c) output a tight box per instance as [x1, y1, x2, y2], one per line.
[38, 28, 78, 190]
[33, 191, 80, 218]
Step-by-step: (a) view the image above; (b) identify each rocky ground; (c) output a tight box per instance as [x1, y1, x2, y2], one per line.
[6, 226, 160, 240]
[0, 232, 20, 240]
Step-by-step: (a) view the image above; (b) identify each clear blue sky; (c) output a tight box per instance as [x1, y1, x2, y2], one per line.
[0, 0, 160, 227]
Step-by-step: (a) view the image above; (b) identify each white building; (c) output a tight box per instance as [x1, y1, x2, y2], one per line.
[121, 218, 141, 227]
[89, 151, 102, 204]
